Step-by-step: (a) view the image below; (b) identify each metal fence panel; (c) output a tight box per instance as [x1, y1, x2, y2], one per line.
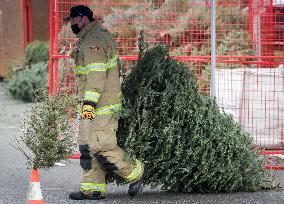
[49, 0, 284, 149]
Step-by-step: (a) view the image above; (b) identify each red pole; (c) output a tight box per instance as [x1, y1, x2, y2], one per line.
[54, 0, 59, 94]
[22, 0, 33, 49]
[49, 0, 54, 95]
[22, 0, 27, 49]
[248, 0, 253, 42]
[27, 0, 33, 42]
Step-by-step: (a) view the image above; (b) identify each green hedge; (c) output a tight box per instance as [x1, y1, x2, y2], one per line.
[6, 41, 49, 102]
[24, 41, 49, 65]
[7, 62, 48, 102]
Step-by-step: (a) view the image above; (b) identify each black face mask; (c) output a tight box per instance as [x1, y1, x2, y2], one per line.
[71, 24, 81, 34]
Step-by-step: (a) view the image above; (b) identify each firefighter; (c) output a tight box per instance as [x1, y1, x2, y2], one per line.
[64, 5, 145, 200]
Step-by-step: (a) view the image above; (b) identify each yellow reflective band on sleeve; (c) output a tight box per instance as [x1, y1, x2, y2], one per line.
[73, 55, 118, 75]
[74, 65, 88, 75]
[80, 183, 106, 193]
[107, 55, 118, 69]
[74, 65, 81, 69]
[95, 102, 122, 116]
[84, 90, 101, 103]
[125, 160, 144, 183]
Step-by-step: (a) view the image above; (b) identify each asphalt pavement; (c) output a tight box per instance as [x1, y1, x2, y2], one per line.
[0, 82, 284, 204]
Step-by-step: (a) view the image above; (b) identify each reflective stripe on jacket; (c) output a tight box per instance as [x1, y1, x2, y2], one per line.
[74, 55, 118, 75]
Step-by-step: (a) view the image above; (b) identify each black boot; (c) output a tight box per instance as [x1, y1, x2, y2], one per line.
[69, 191, 106, 200]
[128, 168, 146, 197]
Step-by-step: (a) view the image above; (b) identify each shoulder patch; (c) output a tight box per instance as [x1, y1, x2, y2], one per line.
[89, 45, 100, 51]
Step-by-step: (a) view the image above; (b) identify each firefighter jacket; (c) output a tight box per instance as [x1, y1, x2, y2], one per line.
[71, 21, 122, 115]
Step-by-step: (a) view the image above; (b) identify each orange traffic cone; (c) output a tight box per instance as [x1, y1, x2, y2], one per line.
[27, 169, 44, 204]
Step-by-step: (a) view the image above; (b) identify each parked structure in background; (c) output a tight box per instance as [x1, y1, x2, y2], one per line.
[0, 0, 49, 78]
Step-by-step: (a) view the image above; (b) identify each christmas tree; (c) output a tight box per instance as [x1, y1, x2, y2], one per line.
[115, 43, 269, 193]
[15, 87, 76, 170]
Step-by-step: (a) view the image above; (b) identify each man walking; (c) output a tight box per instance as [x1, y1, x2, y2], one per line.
[64, 5, 145, 200]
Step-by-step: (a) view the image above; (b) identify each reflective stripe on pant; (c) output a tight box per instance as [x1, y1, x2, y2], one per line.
[80, 183, 106, 193]
[79, 114, 144, 190]
[125, 159, 144, 183]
